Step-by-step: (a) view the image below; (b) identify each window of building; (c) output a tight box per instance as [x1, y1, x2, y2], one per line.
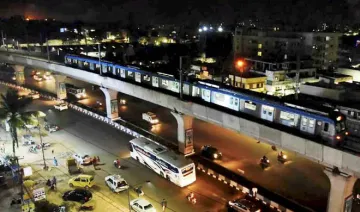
[326, 36, 330, 41]
[244, 101, 256, 110]
[257, 51, 262, 57]
[258, 44, 262, 49]
[252, 84, 257, 89]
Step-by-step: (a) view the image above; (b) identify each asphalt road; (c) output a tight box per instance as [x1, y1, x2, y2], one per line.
[1, 65, 351, 212]
[0, 83, 248, 212]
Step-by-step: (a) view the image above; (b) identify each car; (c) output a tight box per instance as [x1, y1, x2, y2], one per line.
[200, 145, 222, 160]
[54, 103, 68, 111]
[105, 175, 129, 193]
[68, 174, 95, 189]
[130, 198, 156, 212]
[228, 199, 261, 212]
[44, 124, 59, 133]
[29, 92, 40, 99]
[73, 154, 92, 165]
[142, 112, 159, 125]
[62, 188, 92, 203]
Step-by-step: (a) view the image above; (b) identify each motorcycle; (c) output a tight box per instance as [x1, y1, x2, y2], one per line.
[260, 157, 270, 169]
[277, 153, 288, 163]
[29, 146, 37, 153]
[134, 186, 144, 196]
[187, 193, 197, 204]
[113, 160, 121, 169]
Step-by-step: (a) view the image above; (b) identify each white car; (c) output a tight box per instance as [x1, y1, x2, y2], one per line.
[130, 198, 156, 212]
[72, 154, 92, 165]
[142, 112, 159, 125]
[54, 103, 68, 111]
[105, 175, 129, 193]
[29, 92, 40, 99]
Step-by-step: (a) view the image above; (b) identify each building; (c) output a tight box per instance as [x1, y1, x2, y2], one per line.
[227, 72, 267, 92]
[301, 32, 342, 70]
[234, 29, 342, 70]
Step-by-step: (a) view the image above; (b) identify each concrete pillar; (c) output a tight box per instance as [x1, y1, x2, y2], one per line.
[324, 168, 357, 212]
[12, 65, 25, 85]
[54, 74, 67, 100]
[171, 111, 194, 156]
[100, 87, 119, 120]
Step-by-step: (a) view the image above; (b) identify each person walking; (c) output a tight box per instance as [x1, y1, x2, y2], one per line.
[53, 157, 58, 166]
[52, 176, 57, 190]
[161, 199, 167, 212]
[51, 149, 54, 154]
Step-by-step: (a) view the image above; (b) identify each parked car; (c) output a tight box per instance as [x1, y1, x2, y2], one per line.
[200, 145, 222, 160]
[228, 199, 261, 212]
[130, 198, 156, 212]
[73, 154, 92, 165]
[68, 174, 95, 189]
[54, 103, 68, 111]
[105, 175, 129, 193]
[44, 124, 59, 133]
[62, 188, 92, 203]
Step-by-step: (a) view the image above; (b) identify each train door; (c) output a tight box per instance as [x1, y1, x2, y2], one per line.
[261, 105, 274, 122]
[201, 88, 211, 102]
[300, 116, 316, 134]
[152, 76, 159, 87]
[135, 72, 141, 83]
[120, 69, 126, 78]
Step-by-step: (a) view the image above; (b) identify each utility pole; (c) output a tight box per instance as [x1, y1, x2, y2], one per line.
[179, 56, 183, 100]
[98, 43, 102, 75]
[46, 37, 50, 62]
[37, 115, 47, 170]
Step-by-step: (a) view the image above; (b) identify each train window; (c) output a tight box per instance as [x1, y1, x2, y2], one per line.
[128, 71, 134, 77]
[244, 101, 256, 110]
[73, 59, 77, 64]
[144, 75, 150, 81]
[324, 123, 329, 132]
[95, 64, 100, 69]
[234, 99, 239, 106]
[230, 97, 233, 105]
[302, 117, 307, 126]
[89, 63, 95, 71]
[268, 111, 272, 116]
[116, 68, 120, 75]
[107, 66, 113, 72]
[84, 61, 89, 67]
[309, 119, 315, 128]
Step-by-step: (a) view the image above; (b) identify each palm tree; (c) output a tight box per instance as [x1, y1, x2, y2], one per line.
[0, 89, 33, 157]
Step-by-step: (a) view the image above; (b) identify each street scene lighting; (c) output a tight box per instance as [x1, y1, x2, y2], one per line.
[202, 26, 208, 31]
[236, 59, 245, 69]
[218, 27, 223, 32]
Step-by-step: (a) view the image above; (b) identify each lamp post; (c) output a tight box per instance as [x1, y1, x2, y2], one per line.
[36, 115, 47, 170]
[127, 180, 151, 211]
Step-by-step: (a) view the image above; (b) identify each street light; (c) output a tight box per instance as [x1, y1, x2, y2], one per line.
[202, 26, 208, 31]
[127, 180, 151, 211]
[218, 26, 223, 32]
[235, 59, 245, 88]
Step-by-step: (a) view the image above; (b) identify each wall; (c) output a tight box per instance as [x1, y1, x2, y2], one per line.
[300, 84, 344, 101]
[1, 52, 360, 177]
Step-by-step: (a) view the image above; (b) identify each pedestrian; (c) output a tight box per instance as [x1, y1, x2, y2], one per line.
[52, 176, 57, 189]
[92, 156, 97, 165]
[161, 199, 167, 212]
[53, 157, 58, 166]
[51, 149, 54, 154]
[252, 187, 258, 197]
[97, 156, 100, 163]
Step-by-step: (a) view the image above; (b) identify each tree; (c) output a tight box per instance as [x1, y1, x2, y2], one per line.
[0, 89, 33, 157]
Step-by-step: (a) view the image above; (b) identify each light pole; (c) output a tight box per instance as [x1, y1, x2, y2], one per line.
[98, 43, 102, 76]
[127, 180, 151, 211]
[36, 115, 47, 170]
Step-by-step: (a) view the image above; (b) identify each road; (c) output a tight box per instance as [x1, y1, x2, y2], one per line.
[0, 83, 248, 212]
[0, 65, 337, 211]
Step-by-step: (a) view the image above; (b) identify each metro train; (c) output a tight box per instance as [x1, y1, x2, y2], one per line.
[64, 54, 348, 146]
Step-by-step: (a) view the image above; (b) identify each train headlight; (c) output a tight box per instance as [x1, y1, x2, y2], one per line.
[345, 132, 349, 136]
[336, 135, 341, 140]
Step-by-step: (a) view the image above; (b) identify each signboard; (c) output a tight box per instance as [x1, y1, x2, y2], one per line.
[33, 187, 46, 201]
[185, 129, 193, 147]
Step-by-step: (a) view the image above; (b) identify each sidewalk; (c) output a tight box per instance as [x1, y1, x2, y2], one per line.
[0, 122, 228, 212]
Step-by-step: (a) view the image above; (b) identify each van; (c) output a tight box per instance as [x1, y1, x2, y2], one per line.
[68, 174, 95, 189]
[142, 112, 159, 125]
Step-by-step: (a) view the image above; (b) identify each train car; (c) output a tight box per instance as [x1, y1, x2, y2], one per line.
[63, 53, 348, 146]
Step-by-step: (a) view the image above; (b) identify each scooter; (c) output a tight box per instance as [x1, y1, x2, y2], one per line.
[260, 157, 270, 169]
[134, 186, 144, 196]
[277, 154, 288, 163]
[113, 160, 121, 169]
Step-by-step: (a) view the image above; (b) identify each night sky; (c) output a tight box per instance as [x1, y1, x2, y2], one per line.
[1, 0, 359, 25]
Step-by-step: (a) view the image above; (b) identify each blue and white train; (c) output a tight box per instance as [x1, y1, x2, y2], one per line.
[64, 54, 348, 146]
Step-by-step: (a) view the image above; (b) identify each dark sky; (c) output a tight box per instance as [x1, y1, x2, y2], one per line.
[0, 0, 358, 25]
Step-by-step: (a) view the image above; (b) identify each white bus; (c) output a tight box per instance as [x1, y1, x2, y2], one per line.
[129, 138, 196, 187]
